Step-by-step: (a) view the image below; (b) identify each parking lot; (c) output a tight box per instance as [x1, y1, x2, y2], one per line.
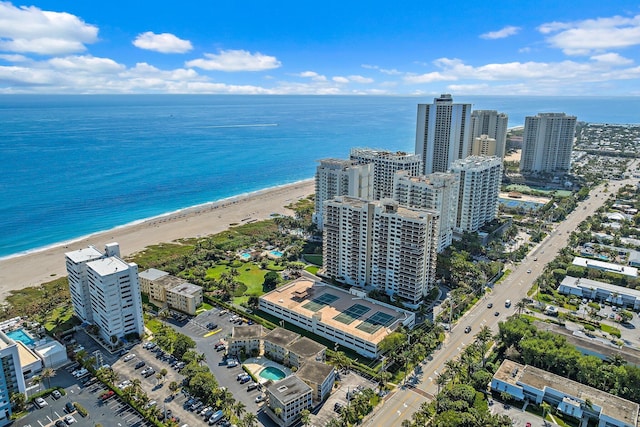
[16, 366, 152, 427]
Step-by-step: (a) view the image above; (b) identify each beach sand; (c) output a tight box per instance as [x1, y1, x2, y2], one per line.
[0, 179, 315, 304]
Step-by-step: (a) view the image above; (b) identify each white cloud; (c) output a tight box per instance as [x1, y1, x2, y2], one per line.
[361, 64, 402, 75]
[0, 53, 29, 62]
[296, 71, 327, 81]
[186, 49, 281, 72]
[0, 2, 98, 54]
[480, 26, 521, 40]
[48, 55, 124, 73]
[133, 32, 193, 54]
[539, 14, 640, 55]
[332, 75, 374, 84]
[590, 53, 633, 65]
[404, 70, 454, 83]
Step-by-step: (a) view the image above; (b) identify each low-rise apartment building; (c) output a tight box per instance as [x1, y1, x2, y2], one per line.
[228, 325, 265, 357]
[265, 376, 313, 427]
[295, 360, 335, 404]
[138, 269, 203, 315]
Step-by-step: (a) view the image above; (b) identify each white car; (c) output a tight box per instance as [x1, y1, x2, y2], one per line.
[118, 380, 131, 389]
[63, 415, 76, 424]
[72, 368, 88, 378]
[34, 397, 48, 408]
[123, 353, 136, 362]
[255, 394, 265, 403]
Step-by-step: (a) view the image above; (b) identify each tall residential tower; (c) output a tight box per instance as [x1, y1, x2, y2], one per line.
[520, 113, 577, 175]
[313, 159, 374, 230]
[415, 94, 471, 175]
[470, 110, 509, 159]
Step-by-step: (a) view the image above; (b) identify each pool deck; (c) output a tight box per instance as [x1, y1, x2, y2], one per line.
[243, 357, 292, 384]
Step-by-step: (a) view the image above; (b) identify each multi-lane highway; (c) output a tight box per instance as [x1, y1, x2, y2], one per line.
[365, 174, 635, 427]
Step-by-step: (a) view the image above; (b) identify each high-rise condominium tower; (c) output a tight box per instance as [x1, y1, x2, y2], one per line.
[323, 196, 438, 307]
[313, 159, 374, 230]
[393, 171, 460, 253]
[66, 243, 144, 343]
[520, 113, 577, 175]
[349, 148, 422, 200]
[450, 156, 503, 233]
[470, 110, 509, 159]
[415, 94, 471, 175]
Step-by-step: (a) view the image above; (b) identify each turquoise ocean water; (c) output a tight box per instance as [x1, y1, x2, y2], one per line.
[1, 95, 639, 259]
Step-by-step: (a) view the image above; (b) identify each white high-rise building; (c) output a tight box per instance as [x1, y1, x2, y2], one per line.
[66, 243, 144, 343]
[0, 332, 26, 427]
[323, 196, 438, 306]
[450, 156, 503, 233]
[415, 94, 471, 175]
[520, 112, 577, 175]
[313, 158, 374, 230]
[349, 148, 422, 200]
[470, 110, 509, 159]
[393, 171, 460, 252]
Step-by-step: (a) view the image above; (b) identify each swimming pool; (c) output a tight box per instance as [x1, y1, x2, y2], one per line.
[259, 366, 286, 381]
[240, 253, 251, 260]
[6, 328, 35, 346]
[269, 250, 283, 258]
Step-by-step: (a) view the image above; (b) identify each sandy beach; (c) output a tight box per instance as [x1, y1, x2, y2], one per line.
[0, 179, 315, 304]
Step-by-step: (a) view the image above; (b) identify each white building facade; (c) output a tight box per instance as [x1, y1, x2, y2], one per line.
[470, 110, 508, 159]
[323, 196, 438, 306]
[86, 255, 144, 344]
[0, 332, 26, 427]
[520, 112, 577, 175]
[415, 94, 471, 175]
[65, 245, 108, 323]
[450, 156, 502, 233]
[393, 170, 460, 252]
[349, 148, 422, 200]
[313, 158, 374, 230]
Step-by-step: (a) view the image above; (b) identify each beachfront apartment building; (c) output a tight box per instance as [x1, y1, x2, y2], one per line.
[450, 156, 502, 234]
[520, 112, 577, 175]
[0, 332, 26, 427]
[471, 134, 498, 157]
[296, 360, 335, 403]
[86, 255, 144, 344]
[65, 243, 121, 323]
[491, 359, 639, 427]
[393, 170, 459, 252]
[349, 148, 422, 200]
[265, 376, 313, 427]
[323, 196, 438, 306]
[263, 328, 300, 364]
[259, 278, 415, 358]
[313, 159, 374, 230]
[415, 94, 471, 175]
[138, 269, 203, 315]
[229, 324, 266, 357]
[470, 110, 509, 159]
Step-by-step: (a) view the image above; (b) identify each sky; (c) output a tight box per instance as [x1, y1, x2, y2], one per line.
[0, 1, 639, 95]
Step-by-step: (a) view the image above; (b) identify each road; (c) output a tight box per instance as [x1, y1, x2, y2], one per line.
[365, 174, 636, 427]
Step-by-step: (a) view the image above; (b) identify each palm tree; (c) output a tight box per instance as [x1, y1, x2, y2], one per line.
[274, 407, 283, 419]
[169, 381, 179, 396]
[242, 412, 258, 427]
[516, 299, 527, 315]
[195, 353, 206, 366]
[541, 401, 552, 425]
[300, 409, 311, 426]
[233, 401, 246, 420]
[160, 368, 168, 382]
[40, 367, 55, 390]
[10, 392, 26, 412]
[31, 375, 42, 393]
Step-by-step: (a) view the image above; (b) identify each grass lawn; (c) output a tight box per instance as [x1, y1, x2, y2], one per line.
[43, 305, 76, 333]
[195, 302, 213, 314]
[303, 253, 323, 266]
[305, 265, 320, 275]
[601, 323, 621, 337]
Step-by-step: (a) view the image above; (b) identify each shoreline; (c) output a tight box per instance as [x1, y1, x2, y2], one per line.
[0, 179, 315, 304]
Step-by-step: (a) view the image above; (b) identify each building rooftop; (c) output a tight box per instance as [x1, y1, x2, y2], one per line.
[87, 256, 132, 276]
[139, 268, 170, 281]
[350, 148, 421, 161]
[287, 337, 326, 359]
[168, 282, 202, 297]
[65, 245, 104, 263]
[154, 274, 188, 289]
[267, 375, 312, 405]
[572, 257, 638, 277]
[495, 360, 639, 425]
[561, 276, 640, 299]
[260, 278, 413, 345]
[0, 331, 14, 350]
[264, 327, 300, 348]
[451, 155, 502, 170]
[232, 324, 266, 340]
[296, 360, 335, 385]
[15, 340, 40, 367]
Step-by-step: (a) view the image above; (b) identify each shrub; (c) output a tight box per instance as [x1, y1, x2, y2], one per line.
[73, 402, 88, 417]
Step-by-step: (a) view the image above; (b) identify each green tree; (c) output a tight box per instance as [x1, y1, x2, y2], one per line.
[301, 409, 311, 426]
[263, 271, 280, 290]
[10, 392, 26, 412]
[172, 334, 196, 359]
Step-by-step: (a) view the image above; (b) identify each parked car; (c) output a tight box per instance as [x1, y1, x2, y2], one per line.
[142, 368, 155, 378]
[63, 415, 76, 424]
[51, 390, 62, 399]
[206, 323, 218, 330]
[65, 402, 76, 413]
[123, 353, 136, 362]
[255, 394, 265, 403]
[101, 390, 115, 400]
[55, 420, 66, 427]
[134, 361, 146, 369]
[35, 397, 48, 408]
[145, 400, 157, 409]
[247, 382, 259, 391]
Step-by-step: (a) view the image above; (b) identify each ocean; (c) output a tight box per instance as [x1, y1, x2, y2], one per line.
[1, 95, 639, 259]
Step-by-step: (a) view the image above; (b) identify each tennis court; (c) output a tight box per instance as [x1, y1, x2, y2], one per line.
[333, 303, 371, 325]
[357, 311, 396, 334]
[302, 293, 339, 312]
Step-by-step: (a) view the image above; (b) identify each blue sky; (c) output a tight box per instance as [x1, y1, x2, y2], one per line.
[0, 0, 639, 95]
